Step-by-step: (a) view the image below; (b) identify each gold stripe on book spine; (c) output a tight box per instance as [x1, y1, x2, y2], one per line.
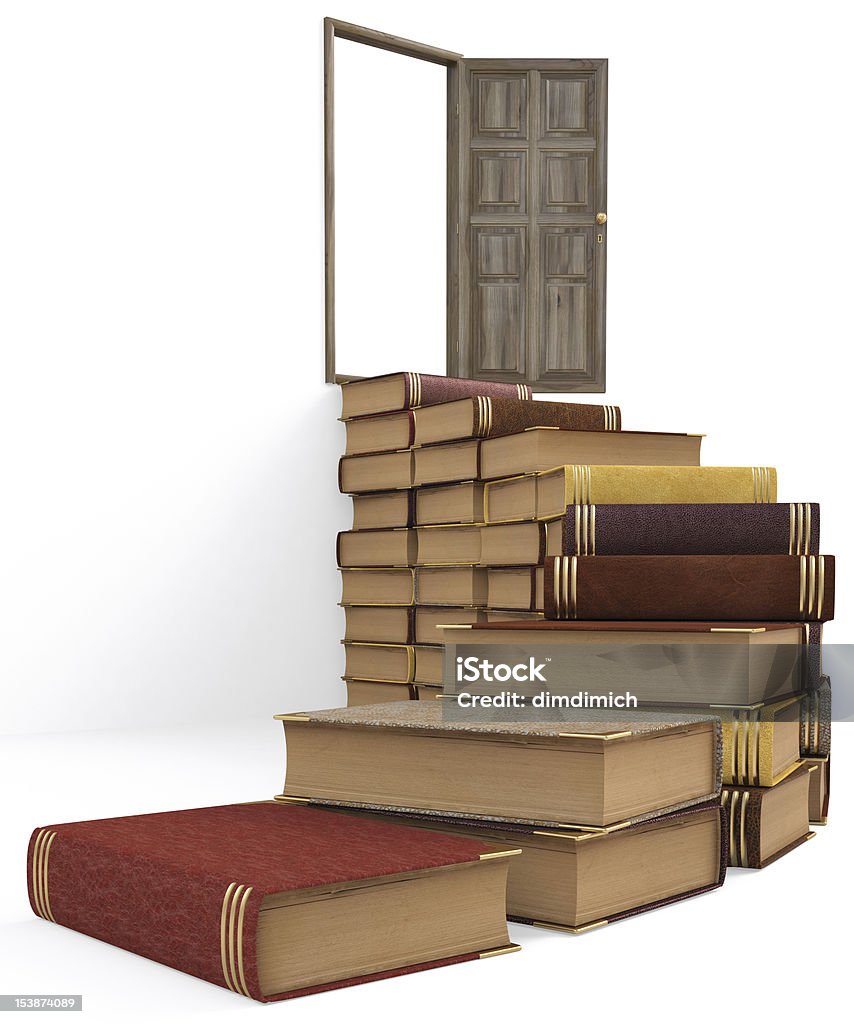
[721, 791, 734, 865]
[739, 792, 750, 866]
[220, 883, 238, 992]
[807, 555, 817, 617]
[552, 557, 562, 619]
[799, 556, 807, 615]
[817, 555, 825, 619]
[570, 555, 578, 619]
[805, 503, 811, 555]
[752, 468, 758, 504]
[31, 829, 47, 920]
[32, 828, 58, 922]
[789, 504, 796, 555]
[220, 883, 253, 997]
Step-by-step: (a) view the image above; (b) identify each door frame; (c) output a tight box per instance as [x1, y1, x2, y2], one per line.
[323, 18, 462, 383]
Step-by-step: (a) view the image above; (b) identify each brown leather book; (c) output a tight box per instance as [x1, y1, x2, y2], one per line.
[722, 765, 814, 868]
[340, 371, 531, 419]
[544, 554, 835, 622]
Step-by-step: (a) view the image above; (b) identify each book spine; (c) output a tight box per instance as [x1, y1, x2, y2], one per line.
[544, 554, 835, 621]
[561, 503, 820, 556]
[474, 398, 620, 438]
[27, 828, 266, 998]
[414, 375, 532, 409]
[558, 465, 778, 505]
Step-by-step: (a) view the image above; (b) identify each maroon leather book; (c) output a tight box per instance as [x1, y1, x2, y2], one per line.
[560, 502, 819, 555]
[27, 803, 516, 1002]
[544, 554, 835, 622]
[340, 371, 531, 419]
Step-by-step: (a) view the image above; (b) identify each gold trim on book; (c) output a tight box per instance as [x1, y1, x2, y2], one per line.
[532, 918, 609, 934]
[479, 849, 522, 860]
[817, 555, 825, 620]
[32, 829, 58, 923]
[805, 503, 811, 555]
[31, 829, 47, 920]
[558, 730, 633, 740]
[531, 830, 597, 841]
[739, 791, 749, 867]
[478, 944, 522, 959]
[807, 555, 816, 617]
[799, 556, 807, 615]
[220, 881, 253, 997]
[273, 794, 310, 803]
[274, 713, 310, 722]
[220, 883, 238, 993]
[709, 627, 766, 633]
[235, 886, 253, 997]
[570, 555, 578, 619]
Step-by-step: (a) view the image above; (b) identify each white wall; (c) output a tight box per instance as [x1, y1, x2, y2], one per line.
[1, 0, 851, 735]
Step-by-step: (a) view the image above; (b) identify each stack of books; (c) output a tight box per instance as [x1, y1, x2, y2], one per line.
[338, 370, 703, 703]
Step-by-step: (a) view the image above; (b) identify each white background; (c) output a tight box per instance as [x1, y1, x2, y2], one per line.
[0, 1, 851, 1021]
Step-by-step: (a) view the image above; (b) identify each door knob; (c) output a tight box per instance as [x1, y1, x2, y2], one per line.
[595, 212, 607, 225]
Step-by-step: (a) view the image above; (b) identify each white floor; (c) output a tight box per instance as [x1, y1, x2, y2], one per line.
[1, 721, 849, 1023]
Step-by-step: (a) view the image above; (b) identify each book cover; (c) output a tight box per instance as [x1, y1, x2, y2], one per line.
[544, 554, 835, 622]
[722, 765, 814, 868]
[801, 674, 831, 757]
[340, 372, 531, 419]
[28, 803, 518, 1001]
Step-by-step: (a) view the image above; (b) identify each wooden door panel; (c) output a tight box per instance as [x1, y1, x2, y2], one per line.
[454, 59, 607, 391]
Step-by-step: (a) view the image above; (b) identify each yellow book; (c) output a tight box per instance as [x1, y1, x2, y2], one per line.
[485, 465, 777, 522]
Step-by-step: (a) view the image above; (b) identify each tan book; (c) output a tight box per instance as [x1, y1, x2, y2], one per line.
[342, 642, 442, 685]
[337, 530, 416, 568]
[275, 703, 722, 829]
[344, 606, 414, 645]
[486, 609, 545, 623]
[415, 567, 489, 606]
[416, 482, 484, 526]
[437, 622, 806, 706]
[415, 606, 487, 644]
[480, 429, 702, 482]
[351, 491, 413, 530]
[485, 465, 776, 523]
[320, 803, 725, 933]
[722, 765, 814, 868]
[413, 440, 480, 487]
[479, 521, 563, 566]
[416, 525, 481, 566]
[340, 568, 415, 606]
[345, 679, 414, 706]
[486, 568, 545, 611]
[802, 756, 830, 824]
[344, 412, 413, 455]
[339, 450, 413, 494]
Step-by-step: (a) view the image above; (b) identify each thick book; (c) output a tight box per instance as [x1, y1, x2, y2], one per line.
[27, 802, 518, 1001]
[340, 450, 413, 494]
[351, 491, 415, 530]
[346, 678, 414, 705]
[309, 802, 726, 933]
[340, 371, 531, 420]
[485, 465, 778, 523]
[416, 606, 487, 644]
[487, 567, 545, 610]
[415, 566, 489, 607]
[340, 568, 415, 606]
[417, 482, 485, 526]
[803, 756, 830, 824]
[342, 642, 443, 685]
[437, 621, 806, 705]
[276, 703, 722, 829]
[344, 606, 416, 645]
[343, 398, 621, 455]
[722, 765, 814, 868]
[477, 428, 702, 483]
[337, 530, 417, 568]
[544, 554, 835, 622]
[801, 674, 831, 758]
[416, 525, 482, 566]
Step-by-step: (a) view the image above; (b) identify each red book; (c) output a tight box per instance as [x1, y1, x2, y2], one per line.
[27, 802, 518, 1002]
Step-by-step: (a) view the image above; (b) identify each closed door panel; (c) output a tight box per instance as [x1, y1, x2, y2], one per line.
[453, 59, 607, 392]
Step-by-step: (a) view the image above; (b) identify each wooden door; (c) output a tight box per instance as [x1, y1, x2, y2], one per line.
[450, 60, 608, 392]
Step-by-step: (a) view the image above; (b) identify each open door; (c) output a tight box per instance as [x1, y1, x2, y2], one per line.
[450, 59, 608, 392]
[324, 20, 607, 392]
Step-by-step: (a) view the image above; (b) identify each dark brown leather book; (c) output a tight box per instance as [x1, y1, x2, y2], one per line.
[412, 397, 620, 447]
[800, 674, 831, 758]
[276, 702, 722, 829]
[722, 765, 814, 868]
[544, 554, 835, 622]
[340, 371, 531, 419]
[302, 802, 726, 934]
[803, 756, 830, 824]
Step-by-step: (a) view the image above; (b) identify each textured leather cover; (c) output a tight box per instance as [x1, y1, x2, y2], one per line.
[420, 397, 620, 442]
[26, 803, 497, 1001]
[310, 802, 726, 932]
[800, 675, 831, 757]
[341, 372, 532, 418]
[544, 555, 835, 622]
[558, 503, 819, 556]
[549, 465, 777, 505]
[722, 765, 814, 868]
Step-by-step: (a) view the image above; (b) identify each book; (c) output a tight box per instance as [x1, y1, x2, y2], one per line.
[27, 802, 518, 1001]
[417, 482, 484, 526]
[340, 371, 531, 419]
[343, 398, 621, 455]
[487, 567, 544, 611]
[339, 450, 413, 494]
[477, 428, 703, 483]
[412, 398, 621, 447]
[337, 530, 417, 568]
[340, 568, 415, 606]
[315, 802, 726, 933]
[345, 679, 414, 705]
[800, 674, 831, 758]
[416, 525, 482, 566]
[803, 756, 830, 824]
[415, 567, 489, 606]
[544, 554, 835, 622]
[275, 702, 722, 829]
[485, 465, 778, 523]
[342, 642, 443, 684]
[722, 765, 814, 868]
[486, 609, 545, 623]
[482, 502, 819, 556]
[415, 606, 487, 644]
[697, 698, 803, 786]
[352, 491, 415, 530]
[344, 606, 415, 644]
[437, 621, 806, 705]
